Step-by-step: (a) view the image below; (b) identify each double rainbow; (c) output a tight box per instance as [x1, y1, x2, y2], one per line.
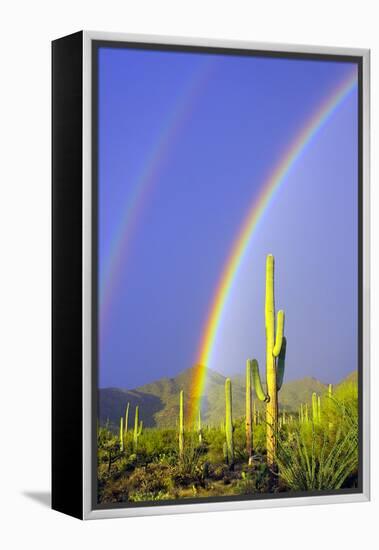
[188, 68, 358, 424]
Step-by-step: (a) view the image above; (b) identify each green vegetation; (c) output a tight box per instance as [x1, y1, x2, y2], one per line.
[97, 255, 359, 504]
[98, 372, 358, 504]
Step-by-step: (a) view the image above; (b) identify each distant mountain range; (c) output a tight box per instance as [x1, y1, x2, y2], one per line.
[99, 366, 357, 430]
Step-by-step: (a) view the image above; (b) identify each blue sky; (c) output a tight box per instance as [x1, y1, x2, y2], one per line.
[97, 46, 358, 389]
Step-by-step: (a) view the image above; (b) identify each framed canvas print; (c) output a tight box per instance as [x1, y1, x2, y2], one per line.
[52, 31, 370, 520]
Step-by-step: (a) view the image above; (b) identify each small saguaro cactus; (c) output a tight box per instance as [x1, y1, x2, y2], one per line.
[299, 403, 304, 423]
[124, 402, 130, 437]
[251, 254, 286, 468]
[197, 409, 202, 444]
[119, 416, 124, 452]
[304, 403, 309, 422]
[179, 390, 184, 458]
[225, 378, 234, 467]
[318, 396, 322, 422]
[327, 383, 333, 430]
[312, 392, 318, 423]
[133, 405, 140, 451]
[245, 360, 253, 462]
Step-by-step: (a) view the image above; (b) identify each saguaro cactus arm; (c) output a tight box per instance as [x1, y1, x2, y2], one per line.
[251, 359, 269, 402]
[276, 336, 287, 391]
[273, 310, 285, 357]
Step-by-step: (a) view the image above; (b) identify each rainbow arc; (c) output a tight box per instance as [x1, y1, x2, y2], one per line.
[188, 69, 358, 424]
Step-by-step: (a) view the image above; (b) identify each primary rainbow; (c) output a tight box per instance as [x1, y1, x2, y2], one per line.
[188, 68, 358, 424]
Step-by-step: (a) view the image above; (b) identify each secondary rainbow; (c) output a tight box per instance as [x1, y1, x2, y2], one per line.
[188, 69, 358, 424]
[100, 60, 215, 325]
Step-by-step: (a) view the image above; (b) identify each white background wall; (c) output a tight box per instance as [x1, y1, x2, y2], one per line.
[0, 1, 377, 548]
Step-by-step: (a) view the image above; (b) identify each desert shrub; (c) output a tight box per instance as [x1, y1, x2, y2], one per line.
[127, 463, 175, 499]
[204, 427, 226, 463]
[234, 463, 271, 494]
[137, 428, 177, 458]
[128, 491, 170, 502]
[276, 401, 358, 491]
[98, 476, 130, 503]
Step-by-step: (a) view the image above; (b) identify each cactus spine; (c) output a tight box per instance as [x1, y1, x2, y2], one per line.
[133, 405, 140, 451]
[246, 360, 253, 462]
[225, 378, 234, 467]
[251, 255, 286, 468]
[119, 417, 124, 452]
[179, 390, 184, 458]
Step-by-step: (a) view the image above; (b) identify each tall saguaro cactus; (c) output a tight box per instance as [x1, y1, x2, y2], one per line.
[225, 378, 234, 467]
[245, 360, 253, 463]
[179, 390, 184, 458]
[251, 255, 286, 468]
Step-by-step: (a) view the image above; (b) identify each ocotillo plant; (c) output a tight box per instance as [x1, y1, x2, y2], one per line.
[179, 390, 184, 458]
[245, 360, 253, 462]
[251, 254, 286, 468]
[225, 378, 234, 467]
[133, 405, 140, 452]
[119, 417, 124, 452]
